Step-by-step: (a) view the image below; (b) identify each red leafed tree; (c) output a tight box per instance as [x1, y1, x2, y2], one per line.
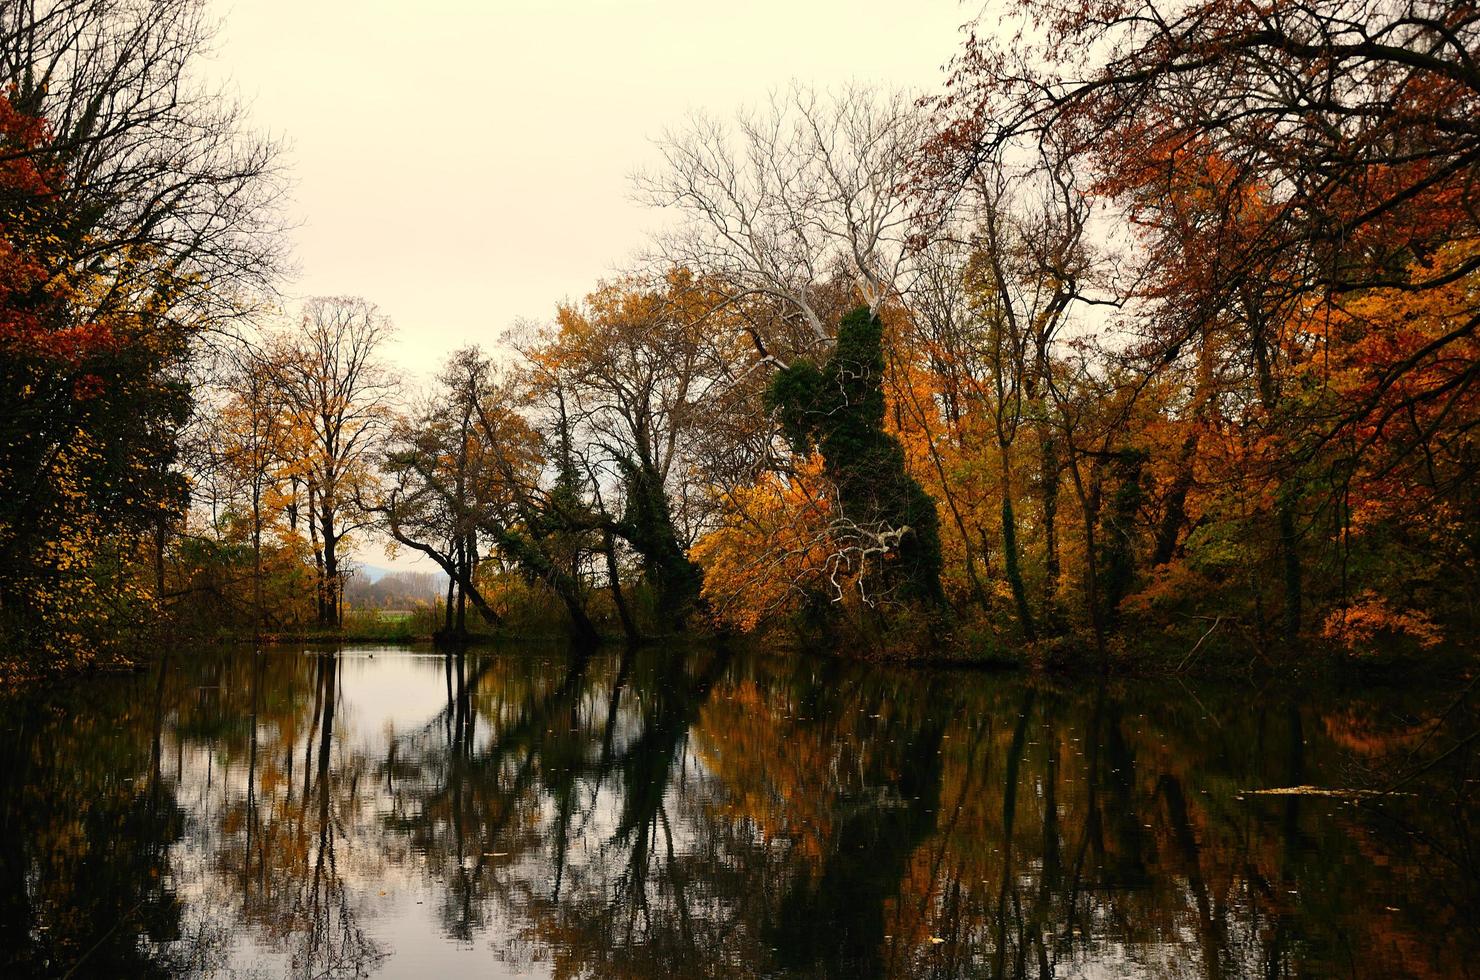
[930, 0, 1479, 647]
[0, 0, 284, 667]
[0, 91, 115, 364]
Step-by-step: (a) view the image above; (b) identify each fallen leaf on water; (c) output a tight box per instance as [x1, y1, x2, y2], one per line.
[1243, 785, 1408, 798]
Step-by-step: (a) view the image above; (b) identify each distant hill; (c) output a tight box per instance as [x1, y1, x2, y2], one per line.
[344, 566, 446, 609]
[347, 563, 396, 584]
[346, 562, 448, 585]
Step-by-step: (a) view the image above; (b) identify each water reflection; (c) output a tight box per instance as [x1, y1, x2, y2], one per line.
[0, 645, 1475, 978]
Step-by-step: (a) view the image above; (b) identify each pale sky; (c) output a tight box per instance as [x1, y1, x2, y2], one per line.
[204, 0, 973, 571]
[207, 0, 972, 379]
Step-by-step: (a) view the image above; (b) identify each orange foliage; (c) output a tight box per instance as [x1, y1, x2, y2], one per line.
[1321, 592, 1443, 653]
[691, 454, 836, 630]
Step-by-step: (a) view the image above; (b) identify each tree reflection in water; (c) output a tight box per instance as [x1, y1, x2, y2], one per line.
[0, 644, 1475, 978]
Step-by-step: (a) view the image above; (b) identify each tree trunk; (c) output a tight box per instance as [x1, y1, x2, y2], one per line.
[454, 534, 468, 637]
[1000, 455, 1037, 643]
[443, 560, 455, 634]
[1152, 432, 1198, 567]
[381, 521, 501, 629]
[603, 528, 641, 644]
[154, 515, 167, 600]
[308, 484, 326, 625]
[1038, 427, 1061, 609]
[251, 489, 264, 639]
[1065, 449, 1109, 671]
[1250, 303, 1301, 643]
[320, 502, 340, 629]
[1153, 324, 1216, 567]
[1278, 496, 1302, 642]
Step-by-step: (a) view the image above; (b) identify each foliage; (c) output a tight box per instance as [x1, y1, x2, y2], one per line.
[0, 0, 282, 671]
[765, 306, 946, 611]
[6, 0, 1477, 667]
[691, 454, 836, 631]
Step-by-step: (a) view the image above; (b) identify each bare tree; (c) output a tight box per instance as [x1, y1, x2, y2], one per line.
[637, 83, 936, 362]
[0, 0, 287, 329]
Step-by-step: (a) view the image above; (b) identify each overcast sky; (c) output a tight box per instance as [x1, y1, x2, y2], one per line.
[207, 0, 970, 376]
[204, 0, 972, 569]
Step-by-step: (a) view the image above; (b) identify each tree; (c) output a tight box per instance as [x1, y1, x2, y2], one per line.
[526, 272, 725, 627]
[641, 85, 952, 621]
[270, 298, 392, 628]
[467, 382, 606, 646]
[213, 348, 294, 636]
[377, 346, 510, 637]
[768, 306, 946, 609]
[955, 154, 1098, 639]
[690, 454, 837, 631]
[937, 0, 1480, 645]
[639, 83, 938, 356]
[0, 0, 282, 664]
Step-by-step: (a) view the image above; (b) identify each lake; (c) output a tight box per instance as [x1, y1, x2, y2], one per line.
[0, 644, 1474, 978]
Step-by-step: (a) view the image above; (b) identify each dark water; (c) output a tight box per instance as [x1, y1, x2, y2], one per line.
[0, 645, 1475, 979]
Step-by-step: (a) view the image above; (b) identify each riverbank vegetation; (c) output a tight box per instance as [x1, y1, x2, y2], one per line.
[2, 0, 1476, 677]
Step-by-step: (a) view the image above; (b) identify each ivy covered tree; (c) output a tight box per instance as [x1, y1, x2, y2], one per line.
[768, 306, 945, 610]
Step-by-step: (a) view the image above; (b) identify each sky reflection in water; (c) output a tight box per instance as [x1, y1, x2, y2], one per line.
[0, 644, 1475, 978]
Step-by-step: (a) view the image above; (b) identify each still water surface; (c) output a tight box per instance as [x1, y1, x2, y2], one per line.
[0, 644, 1475, 978]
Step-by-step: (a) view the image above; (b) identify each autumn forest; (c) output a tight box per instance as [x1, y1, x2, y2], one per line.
[2, 0, 1477, 672]
[1, 1, 1478, 977]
